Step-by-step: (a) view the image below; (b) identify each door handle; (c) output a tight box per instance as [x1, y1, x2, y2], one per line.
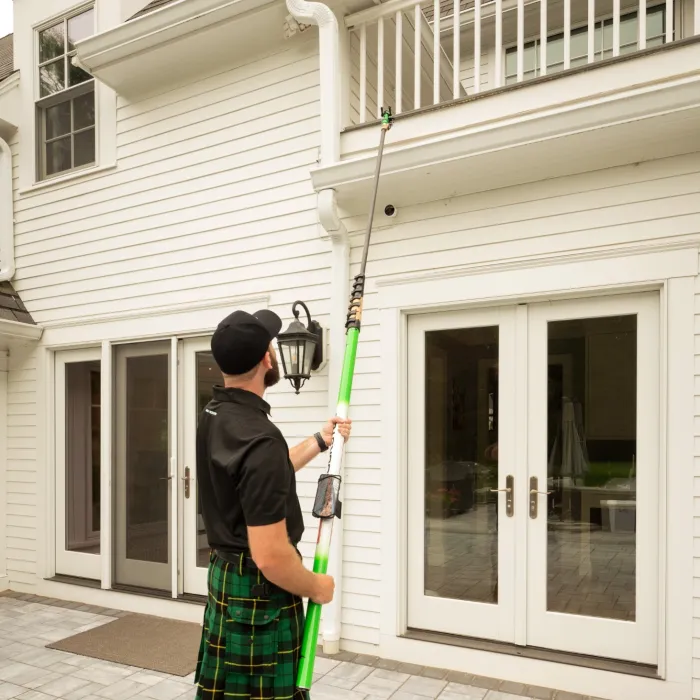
[529, 476, 552, 519]
[183, 466, 191, 499]
[159, 476, 173, 481]
[490, 474, 514, 517]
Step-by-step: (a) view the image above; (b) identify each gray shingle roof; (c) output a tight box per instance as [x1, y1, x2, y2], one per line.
[0, 282, 36, 325]
[0, 34, 14, 84]
[129, 0, 181, 20]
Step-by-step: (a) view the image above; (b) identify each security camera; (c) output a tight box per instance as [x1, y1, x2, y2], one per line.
[384, 204, 397, 217]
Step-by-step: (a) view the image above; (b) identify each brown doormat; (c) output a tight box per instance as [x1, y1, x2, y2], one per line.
[48, 613, 201, 676]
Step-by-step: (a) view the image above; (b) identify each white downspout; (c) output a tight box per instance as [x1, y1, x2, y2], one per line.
[0, 137, 15, 282]
[285, 0, 347, 654]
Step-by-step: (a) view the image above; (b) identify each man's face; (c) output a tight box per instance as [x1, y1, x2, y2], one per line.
[264, 345, 281, 388]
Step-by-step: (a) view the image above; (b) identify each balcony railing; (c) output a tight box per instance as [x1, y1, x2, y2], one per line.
[345, 0, 681, 125]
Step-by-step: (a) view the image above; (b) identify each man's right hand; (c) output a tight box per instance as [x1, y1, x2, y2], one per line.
[311, 574, 335, 605]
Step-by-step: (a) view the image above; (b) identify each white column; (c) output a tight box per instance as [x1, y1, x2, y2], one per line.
[321, 212, 350, 654]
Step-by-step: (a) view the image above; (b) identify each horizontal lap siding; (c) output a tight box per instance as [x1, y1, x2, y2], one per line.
[5, 348, 38, 590]
[340, 151, 700, 653]
[12, 37, 325, 324]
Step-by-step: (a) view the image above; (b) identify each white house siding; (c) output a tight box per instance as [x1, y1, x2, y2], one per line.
[334, 151, 700, 656]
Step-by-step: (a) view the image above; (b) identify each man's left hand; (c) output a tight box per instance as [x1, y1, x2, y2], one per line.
[321, 417, 352, 446]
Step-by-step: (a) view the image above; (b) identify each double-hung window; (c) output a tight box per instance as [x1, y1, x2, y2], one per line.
[36, 6, 96, 180]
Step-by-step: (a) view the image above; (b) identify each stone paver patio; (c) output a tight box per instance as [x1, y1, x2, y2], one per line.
[0, 592, 606, 700]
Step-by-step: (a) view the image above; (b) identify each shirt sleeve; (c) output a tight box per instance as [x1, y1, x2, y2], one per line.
[236, 435, 291, 528]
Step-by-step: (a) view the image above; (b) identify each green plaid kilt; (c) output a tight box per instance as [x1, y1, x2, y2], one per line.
[195, 552, 309, 700]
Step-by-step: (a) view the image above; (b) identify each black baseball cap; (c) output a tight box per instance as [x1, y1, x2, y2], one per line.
[210, 309, 283, 376]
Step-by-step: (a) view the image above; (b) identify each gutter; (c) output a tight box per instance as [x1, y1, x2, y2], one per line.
[73, 0, 276, 76]
[285, 0, 346, 654]
[0, 137, 14, 282]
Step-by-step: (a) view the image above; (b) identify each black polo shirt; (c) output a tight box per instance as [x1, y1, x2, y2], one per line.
[196, 386, 304, 552]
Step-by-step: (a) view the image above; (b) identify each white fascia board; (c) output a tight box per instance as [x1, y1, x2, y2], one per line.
[0, 74, 20, 138]
[74, 0, 275, 73]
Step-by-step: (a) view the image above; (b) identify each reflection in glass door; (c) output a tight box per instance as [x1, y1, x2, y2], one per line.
[407, 307, 517, 643]
[114, 343, 171, 591]
[182, 338, 219, 595]
[527, 294, 659, 664]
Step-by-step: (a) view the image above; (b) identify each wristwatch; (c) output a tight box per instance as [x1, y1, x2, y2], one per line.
[314, 432, 329, 452]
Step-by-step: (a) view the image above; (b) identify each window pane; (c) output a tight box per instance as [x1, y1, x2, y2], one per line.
[45, 101, 71, 140]
[64, 361, 101, 555]
[546, 315, 637, 622]
[570, 29, 588, 62]
[68, 9, 95, 50]
[69, 62, 92, 87]
[40, 59, 65, 97]
[46, 137, 72, 176]
[73, 91, 95, 130]
[40, 23, 65, 63]
[125, 355, 169, 565]
[424, 326, 500, 605]
[647, 8, 665, 41]
[547, 36, 565, 68]
[619, 14, 639, 48]
[74, 129, 96, 168]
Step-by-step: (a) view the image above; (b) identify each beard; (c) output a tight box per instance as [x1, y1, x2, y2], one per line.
[264, 352, 281, 388]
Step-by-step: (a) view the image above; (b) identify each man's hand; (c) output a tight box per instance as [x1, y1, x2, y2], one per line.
[311, 574, 335, 605]
[321, 417, 352, 447]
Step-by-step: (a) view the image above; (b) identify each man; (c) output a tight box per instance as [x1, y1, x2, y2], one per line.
[194, 308, 351, 700]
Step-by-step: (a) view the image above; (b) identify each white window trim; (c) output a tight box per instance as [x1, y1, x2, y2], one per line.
[377, 246, 696, 700]
[19, 2, 117, 192]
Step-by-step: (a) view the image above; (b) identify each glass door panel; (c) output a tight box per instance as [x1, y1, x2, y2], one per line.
[114, 342, 171, 591]
[526, 293, 659, 664]
[407, 307, 518, 643]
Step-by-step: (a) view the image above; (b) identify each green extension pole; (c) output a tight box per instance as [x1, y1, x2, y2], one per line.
[297, 108, 394, 691]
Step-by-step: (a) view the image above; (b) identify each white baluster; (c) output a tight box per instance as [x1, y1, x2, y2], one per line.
[540, 0, 547, 76]
[453, 0, 460, 98]
[639, 0, 646, 50]
[517, 0, 524, 82]
[360, 25, 367, 123]
[396, 11, 403, 113]
[564, 0, 570, 69]
[378, 17, 384, 118]
[495, 0, 502, 87]
[588, 0, 594, 63]
[415, 3, 421, 109]
[613, 0, 621, 56]
[474, 0, 481, 92]
[434, 0, 440, 104]
[666, 0, 674, 42]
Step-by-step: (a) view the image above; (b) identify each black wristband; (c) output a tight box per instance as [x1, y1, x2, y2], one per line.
[314, 432, 328, 452]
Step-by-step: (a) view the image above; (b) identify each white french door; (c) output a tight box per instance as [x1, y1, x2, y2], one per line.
[407, 292, 660, 665]
[55, 348, 102, 581]
[182, 337, 218, 595]
[526, 293, 659, 664]
[114, 342, 172, 591]
[407, 306, 518, 642]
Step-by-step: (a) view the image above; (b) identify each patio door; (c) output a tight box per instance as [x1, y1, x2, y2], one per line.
[407, 292, 660, 665]
[55, 348, 102, 581]
[114, 342, 172, 592]
[407, 306, 519, 643]
[525, 293, 659, 664]
[182, 337, 219, 595]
